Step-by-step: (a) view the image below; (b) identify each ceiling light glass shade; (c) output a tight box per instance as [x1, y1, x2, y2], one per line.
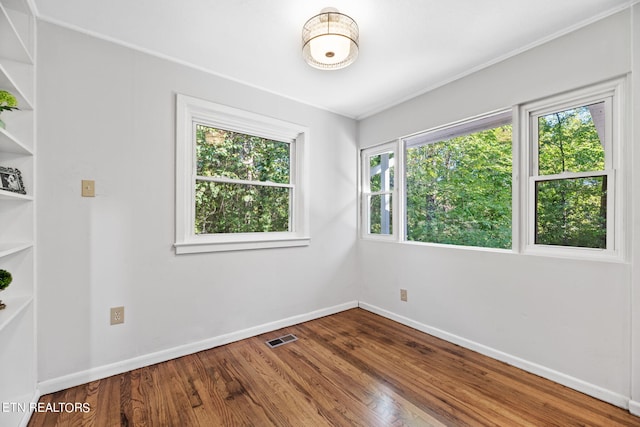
[302, 7, 359, 70]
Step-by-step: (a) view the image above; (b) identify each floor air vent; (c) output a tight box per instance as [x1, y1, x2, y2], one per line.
[266, 334, 298, 348]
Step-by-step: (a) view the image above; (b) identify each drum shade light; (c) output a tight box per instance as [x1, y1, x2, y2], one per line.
[302, 7, 359, 70]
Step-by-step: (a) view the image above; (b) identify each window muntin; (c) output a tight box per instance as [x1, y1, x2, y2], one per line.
[529, 95, 614, 252]
[403, 112, 512, 249]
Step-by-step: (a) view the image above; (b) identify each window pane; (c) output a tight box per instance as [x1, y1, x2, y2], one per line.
[369, 151, 394, 192]
[405, 125, 512, 249]
[195, 181, 290, 234]
[369, 194, 393, 235]
[535, 176, 607, 249]
[538, 102, 605, 175]
[196, 125, 290, 184]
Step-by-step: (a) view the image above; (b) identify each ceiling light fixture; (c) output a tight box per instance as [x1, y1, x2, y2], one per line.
[302, 7, 359, 70]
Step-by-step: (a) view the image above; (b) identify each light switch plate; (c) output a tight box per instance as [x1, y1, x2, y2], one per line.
[81, 180, 95, 197]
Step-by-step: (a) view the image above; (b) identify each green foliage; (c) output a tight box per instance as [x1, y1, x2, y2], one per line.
[405, 125, 513, 249]
[537, 105, 604, 175]
[194, 125, 291, 234]
[535, 177, 606, 248]
[535, 105, 606, 248]
[369, 194, 392, 235]
[0, 269, 12, 290]
[0, 90, 19, 113]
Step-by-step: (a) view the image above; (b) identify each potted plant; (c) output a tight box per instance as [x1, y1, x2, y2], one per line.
[0, 90, 19, 130]
[0, 269, 12, 310]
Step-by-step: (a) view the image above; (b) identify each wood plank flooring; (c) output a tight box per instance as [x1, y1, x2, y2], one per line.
[28, 308, 640, 426]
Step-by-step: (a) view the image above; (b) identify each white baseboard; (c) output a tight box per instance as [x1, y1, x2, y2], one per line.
[358, 302, 631, 410]
[630, 400, 640, 416]
[38, 301, 358, 395]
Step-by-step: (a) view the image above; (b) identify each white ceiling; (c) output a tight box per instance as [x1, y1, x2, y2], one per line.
[34, 0, 634, 119]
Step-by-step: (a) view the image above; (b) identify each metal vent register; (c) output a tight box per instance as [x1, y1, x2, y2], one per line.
[266, 334, 298, 348]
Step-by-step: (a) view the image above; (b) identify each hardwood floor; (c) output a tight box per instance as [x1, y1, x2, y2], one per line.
[29, 308, 640, 426]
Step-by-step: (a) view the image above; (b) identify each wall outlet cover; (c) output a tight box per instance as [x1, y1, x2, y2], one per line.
[110, 306, 124, 325]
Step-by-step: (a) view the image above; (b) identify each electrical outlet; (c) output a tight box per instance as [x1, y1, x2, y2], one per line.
[110, 306, 124, 325]
[400, 289, 408, 302]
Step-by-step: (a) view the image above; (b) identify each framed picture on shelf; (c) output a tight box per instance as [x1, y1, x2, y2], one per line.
[0, 166, 26, 194]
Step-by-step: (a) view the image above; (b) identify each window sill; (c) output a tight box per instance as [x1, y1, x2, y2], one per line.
[359, 237, 626, 263]
[360, 234, 396, 242]
[400, 240, 514, 254]
[175, 235, 310, 254]
[523, 245, 625, 263]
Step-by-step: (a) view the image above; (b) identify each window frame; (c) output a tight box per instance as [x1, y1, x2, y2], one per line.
[175, 94, 310, 254]
[361, 142, 398, 241]
[520, 79, 624, 260]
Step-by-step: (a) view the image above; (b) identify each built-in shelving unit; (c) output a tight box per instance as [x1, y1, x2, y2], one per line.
[0, 0, 36, 425]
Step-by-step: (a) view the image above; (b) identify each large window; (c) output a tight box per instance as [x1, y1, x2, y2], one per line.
[403, 111, 512, 249]
[360, 79, 624, 260]
[176, 95, 309, 254]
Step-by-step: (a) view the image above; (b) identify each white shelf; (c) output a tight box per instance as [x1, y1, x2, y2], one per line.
[0, 127, 32, 155]
[0, 59, 34, 109]
[0, 242, 31, 258]
[0, 3, 33, 64]
[0, 189, 32, 200]
[0, 294, 32, 331]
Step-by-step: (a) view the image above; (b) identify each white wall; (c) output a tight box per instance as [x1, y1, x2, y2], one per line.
[630, 3, 640, 416]
[358, 9, 636, 407]
[36, 22, 358, 385]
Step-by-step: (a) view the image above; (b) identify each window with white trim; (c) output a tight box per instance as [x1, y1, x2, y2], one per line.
[175, 94, 309, 254]
[522, 81, 622, 257]
[361, 143, 397, 239]
[360, 78, 625, 260]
